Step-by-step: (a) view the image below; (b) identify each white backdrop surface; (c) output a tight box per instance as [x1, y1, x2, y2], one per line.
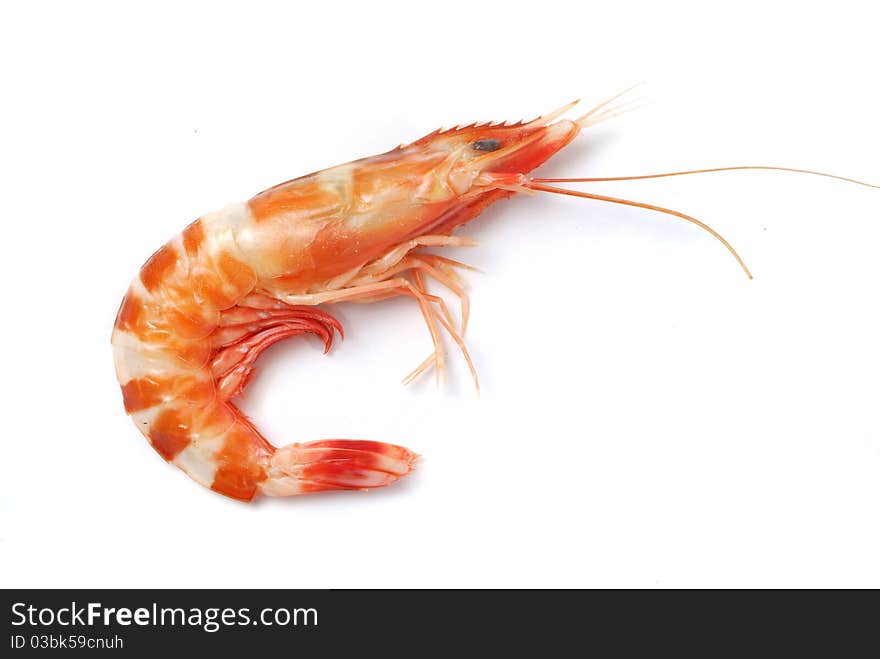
[1, 1, 878, 588]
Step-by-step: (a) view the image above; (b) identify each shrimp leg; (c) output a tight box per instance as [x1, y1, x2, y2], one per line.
[406, 253, 473, 335]
[277, 279, 444, 384]
[211, 302, 342, 400]
[281, 277, 478, 390]
[352, 234, 477, 282]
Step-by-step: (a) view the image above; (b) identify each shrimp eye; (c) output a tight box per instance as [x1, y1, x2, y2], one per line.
[471, 139, 501, 152]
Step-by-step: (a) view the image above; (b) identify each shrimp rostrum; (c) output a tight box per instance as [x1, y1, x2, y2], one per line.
[112, 92, 876, 501]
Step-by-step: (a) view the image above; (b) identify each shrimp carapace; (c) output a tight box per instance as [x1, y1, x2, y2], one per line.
[113, 92, 876, 501]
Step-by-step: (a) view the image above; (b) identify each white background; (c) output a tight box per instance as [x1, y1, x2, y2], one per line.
[2, 1, 878, 588]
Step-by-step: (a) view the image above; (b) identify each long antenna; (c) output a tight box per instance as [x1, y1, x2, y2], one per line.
[526, 181, 753, 279]
[533, 165, 879, 189]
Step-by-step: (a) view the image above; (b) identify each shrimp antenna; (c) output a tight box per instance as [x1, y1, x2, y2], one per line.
[576, 83, 643, 122]
[526, 182, 753, 279]
[533, 165, 880, 189]
[575, 83, 645, 129]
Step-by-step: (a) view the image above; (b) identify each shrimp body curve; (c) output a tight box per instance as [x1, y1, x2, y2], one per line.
[117, 91, 835, 501]
[112, 103, 594, 501]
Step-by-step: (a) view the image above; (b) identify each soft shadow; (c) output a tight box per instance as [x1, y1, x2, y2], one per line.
[252, 460, 426, 510]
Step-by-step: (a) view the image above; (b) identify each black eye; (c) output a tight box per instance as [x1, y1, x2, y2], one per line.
[471, 139, 501, 152]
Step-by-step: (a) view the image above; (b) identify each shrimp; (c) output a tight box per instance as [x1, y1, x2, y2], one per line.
[112, 92, 877, 501]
